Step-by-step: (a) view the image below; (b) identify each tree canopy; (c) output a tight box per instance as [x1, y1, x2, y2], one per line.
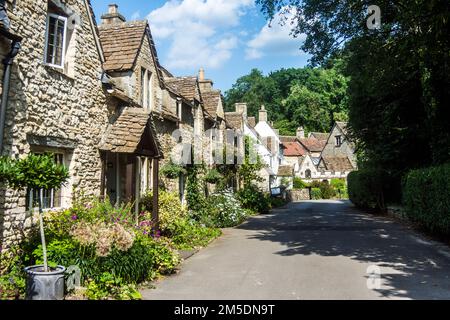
[224, 64, 349, 135]
[254, 0, 450, 183]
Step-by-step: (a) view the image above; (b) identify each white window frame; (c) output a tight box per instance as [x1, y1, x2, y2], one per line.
[44, 13, 68, 69]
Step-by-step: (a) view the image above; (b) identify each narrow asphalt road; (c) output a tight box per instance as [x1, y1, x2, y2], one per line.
[141, 200, 450, 300]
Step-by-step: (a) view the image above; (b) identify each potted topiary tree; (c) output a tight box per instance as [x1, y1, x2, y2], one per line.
[1, 154, 69, 300]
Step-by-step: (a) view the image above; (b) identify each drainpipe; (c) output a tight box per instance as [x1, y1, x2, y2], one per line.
[0, 3, 22, 154]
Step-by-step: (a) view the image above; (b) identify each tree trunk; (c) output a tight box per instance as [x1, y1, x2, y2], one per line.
[38, 188, 48, 272]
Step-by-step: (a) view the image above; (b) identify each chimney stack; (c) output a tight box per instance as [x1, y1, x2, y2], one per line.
[198, 68, 213, 92]
[235, 103, 247, 118]
[296, 127, 305, 140]
[259, 105, 267, 123]
[101, 4, 126, 25]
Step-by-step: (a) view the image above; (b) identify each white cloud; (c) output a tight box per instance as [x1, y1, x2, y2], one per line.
[130, 11, 141, 20]
[245, 7, 306, 60]
[147, 0, 253, 70]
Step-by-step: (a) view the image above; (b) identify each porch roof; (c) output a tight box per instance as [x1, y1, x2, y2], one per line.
[99, 107, 163, 158]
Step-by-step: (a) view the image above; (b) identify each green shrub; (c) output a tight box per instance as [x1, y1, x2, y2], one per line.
[0, 247, 26, 300]
[311, 188, 322, 200]
[293, 178, 308, 189]
[205, 189, 247, 228]
[204, 168, 223, 184]
[165, 218, 221, 250]
[140, 190, 187, 233]
[331, 178, 346, 191]
[160, 162, 186, 179]
[403, 163, 450, 235]
[237, 185, 271, 214]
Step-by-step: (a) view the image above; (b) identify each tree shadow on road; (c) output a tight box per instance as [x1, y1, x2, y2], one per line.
[237, 201, 450, 300]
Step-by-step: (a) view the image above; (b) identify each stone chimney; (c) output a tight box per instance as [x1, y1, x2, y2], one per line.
[259, 105, 268, 123]
[296, 127, 305, 139]
[198, 67, 213, 92]
[235, 103, 247, 118]
[101, 4, 126, 25]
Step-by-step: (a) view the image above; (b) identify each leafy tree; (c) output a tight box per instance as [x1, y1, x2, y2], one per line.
[255, 0, 450, 199]
[0, 154, 69, 272]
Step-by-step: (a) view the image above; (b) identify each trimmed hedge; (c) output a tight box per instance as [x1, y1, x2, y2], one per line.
[403, 163, 450, 235]
[348, 169, 401, 210]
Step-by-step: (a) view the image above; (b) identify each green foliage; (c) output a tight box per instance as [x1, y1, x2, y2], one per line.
[204, 168, 223, 184]
[185, 165, 206, 213]
[85, 272, 141, 300]
[311, 188, 322, 200]
[237, 184, 271, 214]
[204, 189, 247, 228]
[140, 190, 187, 233]
[160, 161, 187, 179]
[293, 178, 308, 189]
[347, 169, 400, 210]
[256, 0, 450, 178]
[224, 66, 349, 135]
[0, 247, 26, 300]
[165, 218, 221, 251]
[403, 163, 450, 235]
[310, 181, 336, 200]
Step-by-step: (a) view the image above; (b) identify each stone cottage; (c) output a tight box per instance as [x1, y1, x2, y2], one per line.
[317, 121, 356, 179]
[0, 1, 164, 248]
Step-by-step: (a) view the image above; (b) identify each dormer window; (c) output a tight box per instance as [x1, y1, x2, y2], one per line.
[335, 135, 342, 147]
[44, 14, 67, 68]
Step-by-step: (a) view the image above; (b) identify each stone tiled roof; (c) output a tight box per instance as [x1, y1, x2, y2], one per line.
[99, 108, 162, 157]
[280, 135, 297, 143]
[201, 90, 222, 118]
[164, 77, 200, 102]
[321, 157, 354, 172]
[98, 21, 147, 71]
[225, 112, 243, 130]
[278, 165, 294, 177]
[299, 137, 326, 153]
[247, 117, 256, 128]
[336, 122, 349, 136]
[283, 141, 306, 157]
[309, 132, 329, 141]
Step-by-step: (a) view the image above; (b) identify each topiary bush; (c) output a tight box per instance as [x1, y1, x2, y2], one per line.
[403, 163, 450, 235]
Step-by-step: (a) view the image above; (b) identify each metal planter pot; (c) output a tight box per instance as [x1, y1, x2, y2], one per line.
[24, 265, 66, 300]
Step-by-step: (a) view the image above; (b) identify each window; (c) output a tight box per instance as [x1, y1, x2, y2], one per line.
[140, 68, 153, 110]
[305, 169, 312, 179]
[44, 14, 67, 68]
[26, 153, 65, 210]
[335, 135, 342, 147]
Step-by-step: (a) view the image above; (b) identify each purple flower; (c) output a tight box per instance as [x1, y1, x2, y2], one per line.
[71, 215, 78, 221]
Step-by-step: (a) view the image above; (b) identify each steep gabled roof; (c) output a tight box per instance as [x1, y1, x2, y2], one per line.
[309, 132, 329, 141]
[321, 156, 354, 172]
[164, 77, 200, 102]
[99, 108, 163, 158]
[299, 137, 326, 153]
[201, 90, 222, 118]
[280, 135, 297, 143]
[98, 20, 165, 87]
[98, 21, 147, 71]
[283, 141, 306, 157]
[225, 112, 244, 130]
[335, 122, 349, 136]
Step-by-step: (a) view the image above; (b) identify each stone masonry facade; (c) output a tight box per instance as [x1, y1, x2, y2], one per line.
[0, 0, 110, 247]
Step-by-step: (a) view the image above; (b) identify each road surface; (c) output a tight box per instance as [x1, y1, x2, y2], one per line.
[141, 200, 450, 300]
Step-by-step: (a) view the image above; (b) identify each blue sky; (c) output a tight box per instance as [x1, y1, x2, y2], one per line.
[92, 0, 310, 92]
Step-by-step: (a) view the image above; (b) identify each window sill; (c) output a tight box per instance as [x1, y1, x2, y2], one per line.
[43, 63, 75, 81]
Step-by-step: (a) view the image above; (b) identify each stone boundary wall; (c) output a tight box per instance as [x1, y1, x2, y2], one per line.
[287, 189, 311, 202]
